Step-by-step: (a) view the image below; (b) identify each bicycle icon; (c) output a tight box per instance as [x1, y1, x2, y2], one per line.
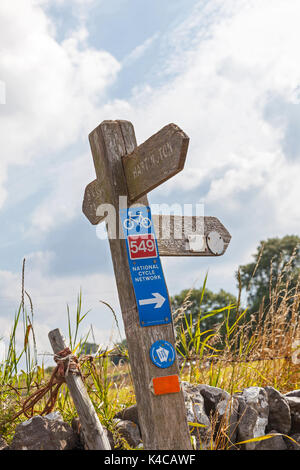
[123, 210, 152, 231]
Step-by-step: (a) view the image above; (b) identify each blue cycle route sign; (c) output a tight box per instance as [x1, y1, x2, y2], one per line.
[120, 206, 172, 327]
[149, 340, 176, 368]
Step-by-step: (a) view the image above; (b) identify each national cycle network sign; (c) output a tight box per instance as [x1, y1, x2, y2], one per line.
[120, 206, 172, 327]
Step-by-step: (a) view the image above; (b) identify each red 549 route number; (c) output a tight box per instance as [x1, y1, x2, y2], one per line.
[128, 234, 158, 260]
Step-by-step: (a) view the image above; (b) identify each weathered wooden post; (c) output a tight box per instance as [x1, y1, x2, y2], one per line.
[49, 328, 111, 450]
[83, 120, 231, 450]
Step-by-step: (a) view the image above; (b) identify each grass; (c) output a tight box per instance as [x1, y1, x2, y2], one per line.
[175, 266, 300, 395]
[0, 256, 299, 449]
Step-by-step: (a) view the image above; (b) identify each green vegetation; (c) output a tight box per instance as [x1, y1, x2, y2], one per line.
[238, 235, 300, 314]
[171, 284, 237, 354]
[0, 236, 300, 449]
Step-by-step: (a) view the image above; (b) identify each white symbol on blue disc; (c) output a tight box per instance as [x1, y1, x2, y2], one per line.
[122, 208, 152, 233]
[156, 346, 169, 362]
[149, 340, 176, 369]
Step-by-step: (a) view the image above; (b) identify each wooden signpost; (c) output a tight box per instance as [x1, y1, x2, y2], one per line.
[83, 123, 189, 225]
[82, 120, 231, 450]
[153, 215, 231, 256]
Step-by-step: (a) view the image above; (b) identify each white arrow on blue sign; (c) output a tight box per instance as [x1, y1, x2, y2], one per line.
[139, 293, 166, 309]
[120, 206, 172, 327]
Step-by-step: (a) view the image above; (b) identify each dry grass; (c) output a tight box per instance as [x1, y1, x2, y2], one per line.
[0, 253, 299, 449]
[176, 255, 300, 395]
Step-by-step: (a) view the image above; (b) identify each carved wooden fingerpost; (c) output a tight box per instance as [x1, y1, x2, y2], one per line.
[48, 328, 111, 450]
[153, 215, 231, 256]
[88, 120, 192, 450]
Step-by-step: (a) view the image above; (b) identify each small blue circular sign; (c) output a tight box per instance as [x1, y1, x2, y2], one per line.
[149, 340, 176, 369]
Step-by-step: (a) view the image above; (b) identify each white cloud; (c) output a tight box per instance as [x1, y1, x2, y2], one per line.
[2, 0, 300, 347]
[0, 250, 122, 359]
[0, 80, 6, 104]
[117, 0, 300, 237]
[30, 153, 94, 232]
[0, 0, 120, 209]
[3, 0, 300, 233]
[44, 0, 96, 4]
[123, 33, 159, 66]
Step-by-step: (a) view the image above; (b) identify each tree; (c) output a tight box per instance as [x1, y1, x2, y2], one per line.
[238, 235, 300, 314]
[171, 286, 237, 333]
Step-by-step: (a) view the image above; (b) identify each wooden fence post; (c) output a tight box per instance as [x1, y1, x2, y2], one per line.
[48, 328, 111, 450]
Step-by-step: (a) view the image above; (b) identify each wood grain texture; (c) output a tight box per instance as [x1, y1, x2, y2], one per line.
[82, 180, 106, 225]
[82, 123, 189, 225]
[48, 329, 111, 450]
[153, 215, 231, 256]
[88, 120, 191, 450]
[123, 123, 189, 203]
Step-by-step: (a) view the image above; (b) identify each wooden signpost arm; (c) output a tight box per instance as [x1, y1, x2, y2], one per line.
[122, 123, 189, 202]
[83, 123, 189, 226]
[154, 215, 231, 256]
[89, 120, 191, 450]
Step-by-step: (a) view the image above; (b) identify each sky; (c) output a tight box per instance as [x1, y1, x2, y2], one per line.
[1, 0, 300, 362]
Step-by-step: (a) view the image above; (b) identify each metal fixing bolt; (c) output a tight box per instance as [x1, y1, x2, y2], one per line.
[187, 234, 206, 252]
[206, 231, 224, 255]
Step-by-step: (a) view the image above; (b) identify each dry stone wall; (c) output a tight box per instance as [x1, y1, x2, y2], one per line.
[1, 385, 300, 450]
